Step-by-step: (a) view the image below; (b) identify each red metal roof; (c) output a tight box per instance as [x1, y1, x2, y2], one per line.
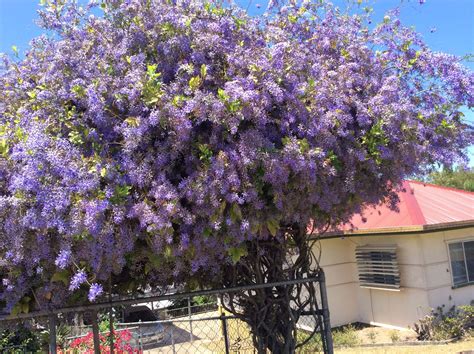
[342, 180, 474, 231]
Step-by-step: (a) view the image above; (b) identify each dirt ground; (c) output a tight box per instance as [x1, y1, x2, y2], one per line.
[355, 326, 418, 344]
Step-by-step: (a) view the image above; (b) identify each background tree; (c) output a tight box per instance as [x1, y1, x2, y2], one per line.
[422, 166, 474, 192]
[0, 0, 472, 352]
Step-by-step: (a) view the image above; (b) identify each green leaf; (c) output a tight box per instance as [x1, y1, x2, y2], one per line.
[327, 150, 343, 171]
[68, 130, 83, 145]
[0, 139, 9, 158]
[164, 245, 173, 259]
[266, 219, 279, 237]
[198, 143, 213, 164]
[172, 95, 186, 107]
[189, 76, 202, 90]
[200, 64, 207, 78]
[288, 14, 298, 23]
[110, 185, 132, 204]
[51, 270, 69, 286]
[71, 85, 86, 98]
[228, 246, 248, 264]
[203, 227, 212, 238]
[217, 88, 229, 101]
[125, 116, 140, 128]
[234, 17, 246, 29]
[401, 40, 412, 52]
[227, 100, 241, 113]
[11, 303, 22, 316]
[146, 64, 160, 79]
[100, 167, 107, 178]
[230, 203, 242, 222]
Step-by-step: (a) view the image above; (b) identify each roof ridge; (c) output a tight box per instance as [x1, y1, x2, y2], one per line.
[401, 181, 426, 225]
[407, 180, 474, 195]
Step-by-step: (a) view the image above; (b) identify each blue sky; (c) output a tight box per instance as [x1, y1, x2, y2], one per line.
[1, 0, 473, 165]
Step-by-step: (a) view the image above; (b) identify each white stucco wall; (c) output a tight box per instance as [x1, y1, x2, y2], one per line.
[318, 226, 474, 329]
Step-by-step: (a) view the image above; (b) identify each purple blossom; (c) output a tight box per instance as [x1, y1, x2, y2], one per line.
[88, 283, 103, 302]
[54, 249, 71, 269]
[69, 271, 87, 291]
[0, 0, 471, 311]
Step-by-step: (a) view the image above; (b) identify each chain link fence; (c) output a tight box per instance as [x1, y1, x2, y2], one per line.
[59, 309, 322, 353]
[0, 273, 332, 353]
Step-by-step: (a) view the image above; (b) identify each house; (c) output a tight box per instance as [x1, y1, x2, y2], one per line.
[314, 181, 474, 329]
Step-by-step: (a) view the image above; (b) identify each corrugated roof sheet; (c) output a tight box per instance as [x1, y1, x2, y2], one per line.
[342, 180, 474, 231]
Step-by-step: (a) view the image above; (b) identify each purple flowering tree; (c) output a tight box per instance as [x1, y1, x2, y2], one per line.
[0, 0, 472, 351]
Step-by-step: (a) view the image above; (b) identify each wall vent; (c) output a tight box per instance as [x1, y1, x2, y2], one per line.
[355, 245, 400, 290]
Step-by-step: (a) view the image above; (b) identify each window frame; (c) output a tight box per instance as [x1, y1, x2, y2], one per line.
[446, 238, 474, 289]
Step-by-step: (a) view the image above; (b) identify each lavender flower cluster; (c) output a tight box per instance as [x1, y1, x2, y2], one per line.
[0, 0, 471, 313]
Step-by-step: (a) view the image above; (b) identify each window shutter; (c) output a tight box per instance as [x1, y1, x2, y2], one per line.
[355, 245, 400, 290]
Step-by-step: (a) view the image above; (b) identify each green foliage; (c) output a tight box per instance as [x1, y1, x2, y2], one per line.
[169, 294, 217, 309]
[423, 166, 474, 192]
[110, 185, 132, 205]
[367, 329, 377, 344]
[413, 304, 474, 341]
[296, 330, 323, 352]
[39, 323, 71, 350]
[142, 64, 163, 106]
[197, 143, 213, 164]
[0, 325, 41, 352]
[360, 120, 389, 165]
[389, 330, 400, 343]
[228, 245, 248, 264]
[331, 324, 360, 347]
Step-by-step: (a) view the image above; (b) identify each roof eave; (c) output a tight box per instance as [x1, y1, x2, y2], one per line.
[310, 219, 474, 240]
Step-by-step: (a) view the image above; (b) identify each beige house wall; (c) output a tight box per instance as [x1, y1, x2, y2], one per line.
[318, 226, 474, 329]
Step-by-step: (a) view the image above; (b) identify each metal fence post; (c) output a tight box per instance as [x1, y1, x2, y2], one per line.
[138, 320, 143, 352]
[109, 277, 114, 354]
[188, 296, 193, 342]
[109, 305, 114, 353]
[91, 310, 101, 354]
[49, 313, 57, 354]
[171, 326, 176, 354]
[221, 313, 230, 354]
[319, 269, 334, 354]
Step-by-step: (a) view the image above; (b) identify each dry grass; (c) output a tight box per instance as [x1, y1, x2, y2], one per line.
[336, 338, 474, 354]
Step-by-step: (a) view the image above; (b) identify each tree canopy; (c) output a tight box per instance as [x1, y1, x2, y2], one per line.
[424, 166, 474, 192]
[0, 0, 472, 316]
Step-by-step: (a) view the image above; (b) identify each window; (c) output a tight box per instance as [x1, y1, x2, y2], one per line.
[355, 245, 400, 290]
[448, 240, 474, 287]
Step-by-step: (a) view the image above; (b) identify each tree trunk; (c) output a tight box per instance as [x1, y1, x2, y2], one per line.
[220, 225, 324, 353]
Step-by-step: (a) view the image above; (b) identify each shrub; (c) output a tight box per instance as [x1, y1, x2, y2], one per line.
[59, 329, 138, 354]
[0, 325, 40, 352]
[413, 304, 473, 341]
[332, 324, 359, 348]
[367, 329, 377, 344]
[389, 330, 401, 343]
[296, 330, 323, 353]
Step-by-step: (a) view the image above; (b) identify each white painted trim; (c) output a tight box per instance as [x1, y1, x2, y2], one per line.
[360, 286, 401, 292]
[445, 237, 474, 287]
